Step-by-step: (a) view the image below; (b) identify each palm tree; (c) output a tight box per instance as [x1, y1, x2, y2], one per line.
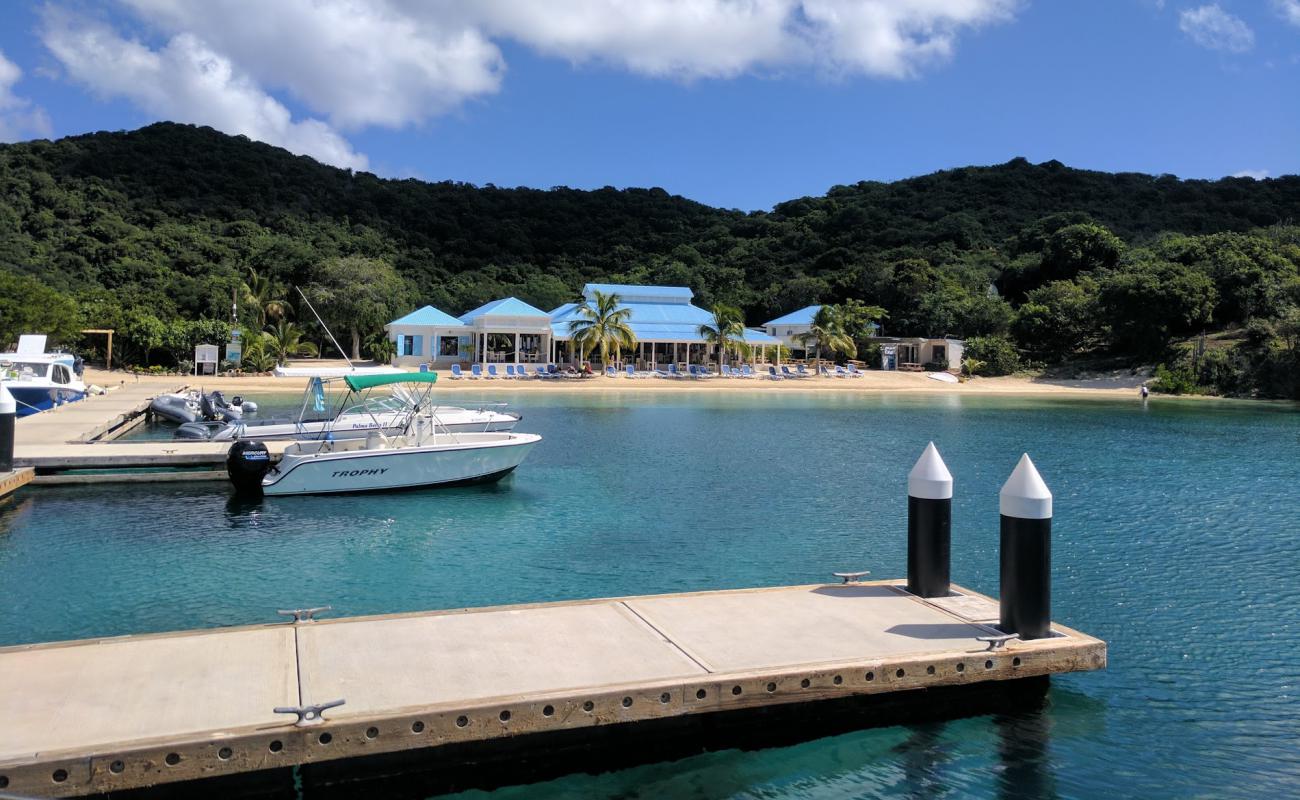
[263, 320, 319, 366]
[795, 305, 856, 374]
[568, 290, 636, 368]
[698, 303, 750, 372]
[242, 269, 290, 329]
[240, 334, 277, 373]
[366, 332, 396, 365]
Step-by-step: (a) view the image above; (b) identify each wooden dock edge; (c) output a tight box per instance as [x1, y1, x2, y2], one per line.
[0, 468, 34, 501]
[0, 583, 1106, 798]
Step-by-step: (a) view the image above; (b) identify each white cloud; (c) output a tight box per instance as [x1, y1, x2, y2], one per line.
[1232, 169, 1269, 180]
[1179, 5, 1254, 53]
[0, 50, 53, 143]
[40, 10, 368, 170]
[39, 1, 1019, 166]
[1275, 0, 1300, 26]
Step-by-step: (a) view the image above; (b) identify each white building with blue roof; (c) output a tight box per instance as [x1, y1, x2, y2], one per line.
[384, 305, 469, 368]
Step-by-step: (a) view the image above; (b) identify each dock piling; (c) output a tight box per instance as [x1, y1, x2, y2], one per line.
[907, 442, 952, 598]
[0, 386, 13, 473]
[998, 454, 1053, 640]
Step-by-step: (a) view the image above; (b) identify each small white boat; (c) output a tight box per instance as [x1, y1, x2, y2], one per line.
[151, 390, 258, 425]
[0, 335, 86, 417]
[178, 378, 517, 440]
[226, 373, 540, 496]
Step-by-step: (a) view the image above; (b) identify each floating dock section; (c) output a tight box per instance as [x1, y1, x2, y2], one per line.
[0, 580, 1105, 797]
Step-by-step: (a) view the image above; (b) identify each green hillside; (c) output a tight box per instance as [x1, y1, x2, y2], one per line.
[1, 122, 1298, 396]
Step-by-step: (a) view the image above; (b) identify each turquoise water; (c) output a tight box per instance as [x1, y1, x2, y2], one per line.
[3, 392, 1299, 798]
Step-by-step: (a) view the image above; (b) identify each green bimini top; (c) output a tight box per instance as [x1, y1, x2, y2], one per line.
[344, 372, 438, 391]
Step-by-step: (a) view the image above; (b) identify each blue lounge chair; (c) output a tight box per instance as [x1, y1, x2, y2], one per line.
[533, 365, 548, 378]
[605, 365, 617, 377]
[486, 364, 500, 379]
[449, 364, 465, 380]
[742, 365, 755, 378]
[835, 365, 849, 378]
[470, 364, 483, 379]
[797, 364, 812, 377]
[626, 364, 638, 378]
[819, 364, 832, 377]
[547, 364, 561, 377]
[655, 367, 671, 378]
[768, 366, 784, 380]
[504, 364, 516, 378]
[781, 365, 798, 379]
[847, 364, 866, 378]
[669, 364, 682, 378]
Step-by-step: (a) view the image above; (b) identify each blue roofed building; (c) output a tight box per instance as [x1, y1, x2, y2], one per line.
[458, 297, 553, 366]
[383, 305, 467, 367]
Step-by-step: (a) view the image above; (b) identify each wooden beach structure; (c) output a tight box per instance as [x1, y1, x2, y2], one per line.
[0, 580, 1105, 798]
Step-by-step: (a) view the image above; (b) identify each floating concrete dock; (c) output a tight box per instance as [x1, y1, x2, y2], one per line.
[0, 580, 1105, 798]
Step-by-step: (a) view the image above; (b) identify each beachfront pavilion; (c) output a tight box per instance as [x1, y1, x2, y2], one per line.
[384, 305, 469, 368]
[762, 305, 879, 361]
[458, 297, 554, 365]
[548, 283, 780, 369]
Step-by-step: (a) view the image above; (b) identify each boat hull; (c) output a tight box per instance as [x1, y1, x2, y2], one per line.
[262, 434, 540, 496]
[5, 385, 86, 417]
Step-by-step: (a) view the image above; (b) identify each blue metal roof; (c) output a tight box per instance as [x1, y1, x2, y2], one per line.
[551, 298, 778, 343]
[387, 305, 464, 328]
[584, 284, 693, 302]
[743, 328, 781, 344]
[459, 296, 549, 323]
[762, 305, 822, 327]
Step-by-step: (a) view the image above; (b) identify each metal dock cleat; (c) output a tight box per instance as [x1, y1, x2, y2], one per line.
[831, 571, 871, 584]
[273, 699, 346, 727]
[277, 606, 332, 623]
[975, 633, 1020, 651]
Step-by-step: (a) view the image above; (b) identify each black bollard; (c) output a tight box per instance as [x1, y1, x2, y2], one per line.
[907, 442, 953, 597]
[999, 454, 1053, 640]
[0, 385, 14, 473]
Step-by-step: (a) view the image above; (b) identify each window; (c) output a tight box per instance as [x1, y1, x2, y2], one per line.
[401, 335, 415, 356]
[932, 346, 946, 364]
[51, 365, 70, 385]
[439, 336, 459, 357]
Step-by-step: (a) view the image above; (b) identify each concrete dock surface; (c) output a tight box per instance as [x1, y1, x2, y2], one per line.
[0, 580, 1105, 797]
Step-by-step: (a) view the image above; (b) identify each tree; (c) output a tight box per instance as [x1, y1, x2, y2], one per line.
[303, 257, 408, 360]
[1013, 279, 1099, 361]
[1099, 259, 1217, 357]
[963, 334, 1021, 376]
[241, 268, 289, 329]
[568, 290, 636, 366]
[698, 303, 750, 371]
[263, 320, 319, 366]
[0, 271, 81, 348]
[367, 331, 396, 364]
[796, 305, 856, 373]
[240, 334, 277, 373]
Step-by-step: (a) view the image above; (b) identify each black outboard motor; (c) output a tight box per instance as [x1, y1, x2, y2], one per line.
[227, 440, 271, 495]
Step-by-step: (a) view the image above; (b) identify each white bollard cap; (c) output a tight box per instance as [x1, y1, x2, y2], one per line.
[0, 384, 14, 415]
[908, 442, 953, 500]
[999, 453, 1052, 519]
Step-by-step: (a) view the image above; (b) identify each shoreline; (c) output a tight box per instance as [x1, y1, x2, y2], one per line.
[84, 365, 1159, 401]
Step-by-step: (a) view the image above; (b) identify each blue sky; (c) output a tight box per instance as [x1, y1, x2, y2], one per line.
[0, 1, 1296, 210]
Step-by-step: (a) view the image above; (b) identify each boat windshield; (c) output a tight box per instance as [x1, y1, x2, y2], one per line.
[1, 361, 49, 380]
[340, 395, 408, 416]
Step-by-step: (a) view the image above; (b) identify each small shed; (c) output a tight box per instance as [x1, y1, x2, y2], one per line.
[194, 344, 220, 376]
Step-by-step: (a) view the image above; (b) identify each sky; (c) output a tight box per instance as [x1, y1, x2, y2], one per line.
[0, 1, 1297, 211]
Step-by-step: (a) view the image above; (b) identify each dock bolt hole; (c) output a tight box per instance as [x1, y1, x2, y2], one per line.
[696, 689, 707, 700]
[0, 776, 7, 788]
[926, 666, 936, 675]
[218, 747, 233, 761]
[165, 753, 181, 766]
[583, 701, 595, 712]
[456, 715, 469, 728]
[984, 660, 994, 670]
[52, 769, 68, 783]
[731, 685, 743, 695]
[895, 668, 905, 678]
[543, 705, 555, 717]
[1013, 657, 1022, 667]
[799, 678, 811, 689]
[865, 671, 875, 682]
[500, 710, 512, 722]
[366, 727, 379, 740]
[765, 682, 777, 693]
[621, 697, 633, 708]
[411, 721, 425, 733]
[659, 692, 671, 704]
[956, 663, 965, 673]
[109, 761, 125, 774]
[268, 740, 283, 753]
[318, 733, 332, 745]
[833, 675, 843, 685]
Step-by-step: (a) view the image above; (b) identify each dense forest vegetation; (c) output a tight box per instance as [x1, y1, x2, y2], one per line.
[1, 122, 1298, 396]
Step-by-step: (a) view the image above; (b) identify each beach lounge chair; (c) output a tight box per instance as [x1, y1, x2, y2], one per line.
[605, 365, 617, 377]
[768, 366, 784, 380]
[654, 367, 671, 379]
[504, 364, 516, 378]
[819, 364, 832, 377]
[626, 365, 638, 378]
[847, 364, 866, 378]
[533, 365, 548, 379]
[669, 364, 682, 378]
[470, 364, 483, 379]
[781, 365, 799, 379]
[547, 364, 561, 378]
[449, 364, 465, 379]
[486, 365, 500, 379]
[797, 365, 812, 378]
[742, 365, 755, 378]
[834, 365, 849, 378]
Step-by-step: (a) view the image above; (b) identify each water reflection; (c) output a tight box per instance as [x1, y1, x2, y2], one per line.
[994, 690, 1056, 800]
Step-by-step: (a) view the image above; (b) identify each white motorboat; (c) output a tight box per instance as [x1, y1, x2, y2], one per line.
[226, 373, 540, 496]
[178, 377, 518, 440]
[0, 335, 86, 417]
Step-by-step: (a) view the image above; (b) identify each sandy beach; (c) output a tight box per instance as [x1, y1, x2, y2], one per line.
[82, 363, 1150, 400]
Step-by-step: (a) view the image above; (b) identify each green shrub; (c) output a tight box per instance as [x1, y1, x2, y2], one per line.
[1151, 363, 1200, 395]
[963, 335, 1021, 376]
